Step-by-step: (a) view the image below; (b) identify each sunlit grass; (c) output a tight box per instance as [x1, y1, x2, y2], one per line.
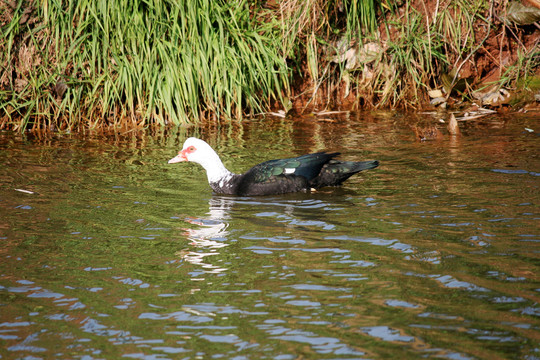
[1, 0, 290, 130]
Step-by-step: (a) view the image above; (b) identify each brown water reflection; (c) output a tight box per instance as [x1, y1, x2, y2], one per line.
[0, 111, 539, 359]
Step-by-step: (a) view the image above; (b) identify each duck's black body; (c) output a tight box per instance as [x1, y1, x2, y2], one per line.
[221, 153, 378, 196]
[168, 138, 379, 196]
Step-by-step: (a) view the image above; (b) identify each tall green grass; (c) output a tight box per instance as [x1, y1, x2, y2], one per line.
[1, 0, 290, 130]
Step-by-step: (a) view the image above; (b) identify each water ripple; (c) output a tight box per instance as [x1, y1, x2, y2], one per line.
[360, 325, 416, 342]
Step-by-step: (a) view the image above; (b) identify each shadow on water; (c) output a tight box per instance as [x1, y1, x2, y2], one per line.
[0, 111, 539, 359]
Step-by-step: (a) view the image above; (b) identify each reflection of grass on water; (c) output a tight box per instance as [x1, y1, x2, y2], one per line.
[0, 0, 538, 131]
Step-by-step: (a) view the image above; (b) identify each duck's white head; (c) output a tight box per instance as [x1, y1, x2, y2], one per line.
[168, 137, 232, 183]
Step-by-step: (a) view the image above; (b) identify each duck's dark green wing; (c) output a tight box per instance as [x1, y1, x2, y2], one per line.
[242, 152, 340, 183]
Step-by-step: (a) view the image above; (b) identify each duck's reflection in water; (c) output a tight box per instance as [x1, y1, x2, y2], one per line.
[177, 197, 233, 275]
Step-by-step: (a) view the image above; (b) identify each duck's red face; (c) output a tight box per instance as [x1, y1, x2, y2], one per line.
[168, 145, 196, 163]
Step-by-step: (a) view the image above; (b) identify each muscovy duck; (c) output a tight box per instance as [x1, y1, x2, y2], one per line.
[168, 137, 379, 196]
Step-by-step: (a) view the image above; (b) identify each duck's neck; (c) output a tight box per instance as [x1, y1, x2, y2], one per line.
[198, 153, 235, 184]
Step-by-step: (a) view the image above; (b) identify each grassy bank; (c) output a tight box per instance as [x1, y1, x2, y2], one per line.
[1, 0, 539, 131]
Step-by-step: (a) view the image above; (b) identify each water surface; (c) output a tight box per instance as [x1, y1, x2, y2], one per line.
[0, 112, 539, 359]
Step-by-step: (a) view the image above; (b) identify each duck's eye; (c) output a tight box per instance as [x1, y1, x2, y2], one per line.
[187, 146, 195, 152]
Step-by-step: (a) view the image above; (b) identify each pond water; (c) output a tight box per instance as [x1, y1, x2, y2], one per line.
[0, 112, 539, 359]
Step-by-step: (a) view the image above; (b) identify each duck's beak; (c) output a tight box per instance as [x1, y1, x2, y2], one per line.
[168, 150, 188, 164]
